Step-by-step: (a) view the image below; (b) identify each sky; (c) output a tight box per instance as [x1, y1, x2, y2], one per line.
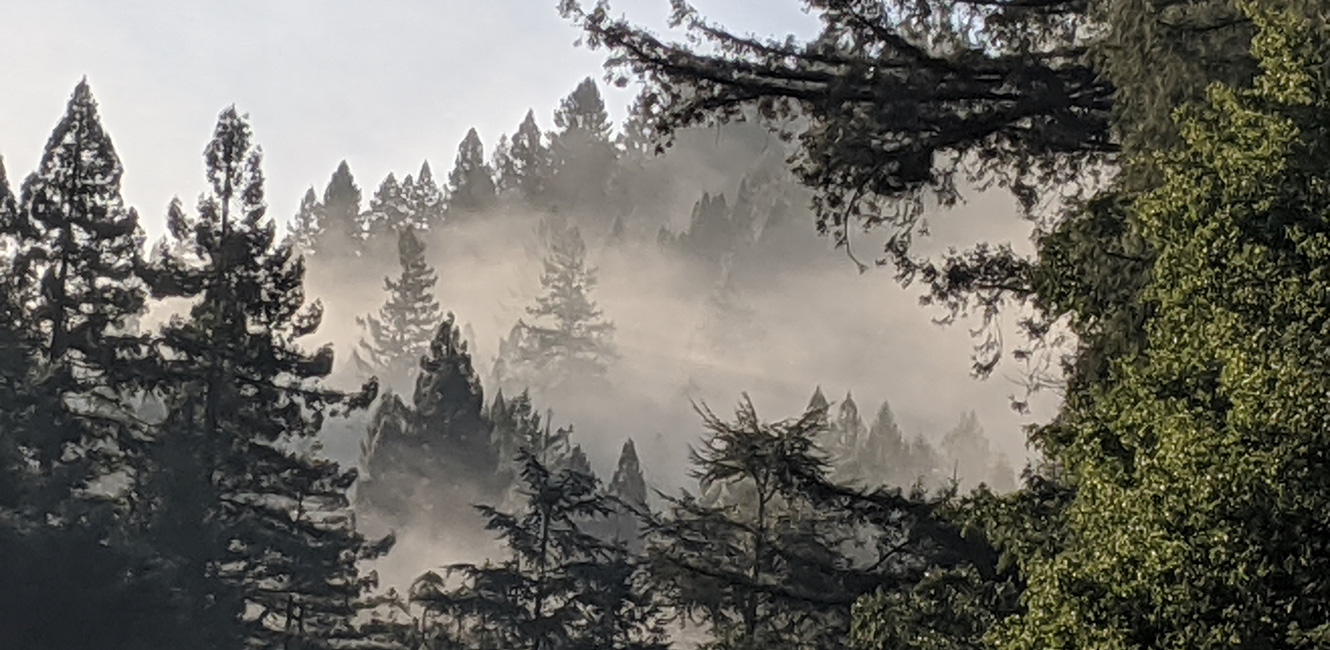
[0, 0, 821, 241]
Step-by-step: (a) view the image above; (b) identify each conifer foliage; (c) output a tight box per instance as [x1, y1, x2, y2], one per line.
[353, 227, 445, 391]
[446, 128, 498, 218]
[495, 215, 616, 393]
[145, 106, 387, 649]
[6, 79, 150, 509]
[411, 447, 669, 650]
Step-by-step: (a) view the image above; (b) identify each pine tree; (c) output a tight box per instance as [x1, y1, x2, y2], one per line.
[353, 227, 444, 391]
[939, 411, 1003, 492]
[655, 395, 999, 650]
[445, 128, 497, 219]
[0, 156, 18, 261]
[861, 400, 909, 488]
[6, 79, 150, 511]
[315, 160, 366, 258]
[496, 216, 616, 393]
[411, 314, 495, 489]
[364, 172, 411, 246]
[288, 187, 324, 256]
[144, 106, 386, 649]
[549, 78, 618, 212]
[496, 110, 553, 204]
[356, 391, 418, 520]
[604, 438, 648, 554]
[404, 160, 446, 232]
[412, 447, 668, 650]
[357, 315, 498, 524]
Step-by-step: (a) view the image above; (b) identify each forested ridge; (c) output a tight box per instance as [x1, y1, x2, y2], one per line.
[3, 0, 1329, 649]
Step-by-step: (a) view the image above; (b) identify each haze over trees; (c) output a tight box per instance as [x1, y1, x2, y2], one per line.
[5, 0, 1324, 648]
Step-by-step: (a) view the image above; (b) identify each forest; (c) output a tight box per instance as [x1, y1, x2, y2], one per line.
[3, 0, 1330, 649]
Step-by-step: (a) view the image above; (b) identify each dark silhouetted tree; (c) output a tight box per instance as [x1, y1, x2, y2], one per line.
[144, 106, 386, 650]
[446, 128, 497, 219]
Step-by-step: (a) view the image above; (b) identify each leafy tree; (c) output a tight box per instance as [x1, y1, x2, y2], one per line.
[993, 10, 1330, 649]
[144, 106, 385, 649]
[496, 215, 616, 393]
[446, 128, 497, 219]
[353, 227, 445, 391]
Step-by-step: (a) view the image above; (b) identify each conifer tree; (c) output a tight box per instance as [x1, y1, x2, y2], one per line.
[549, 78, 619, 214]
[353, 227, 444, 391]
[496, 110, 553, 204]
[445, 128, 497, 219]
[356, 390, 419, 520]
[654, 396, 996, 650]
[364, 172, 411, 246]
[6, 79, 150, 510]
[404, 160, 446, 232]
[0, 156, 17, 261]
[357, 315, 498, 522]
[496, 216, 616, 393]
[412, 447, 667, 650]
[145, 106, 386, 649]
[315, 160, 366, 258]
[288, 187, 324, 256]
[411, 314, 495, 489]
[860, 400, 909, 488]
[604, 438, 649, 553]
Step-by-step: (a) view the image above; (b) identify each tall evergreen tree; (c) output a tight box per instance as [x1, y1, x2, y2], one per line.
[496, 215, 616, 393]
[604, 438, 649, 554]
[411, 314, 495, 488]
[411, 447, 668, 650]
[650, 396, 984, 650]
[315, 160, 366, 258]
[145, 106, 386, 649]
[6, 79, 150, 511]
[364, 173, 411, 245]
[404, 160, 446, 232]
[496, 110, 553, 204]
[288, 187, 324, 257]
[549, 78, 618, 212]
[358, 315, 497, 523]
[446, 128, 497, 219]
[0, 156, 18, 261]
[352, 227, 444, 391]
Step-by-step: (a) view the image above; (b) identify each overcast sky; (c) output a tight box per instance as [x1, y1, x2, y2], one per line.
[0, 1, 821, 240]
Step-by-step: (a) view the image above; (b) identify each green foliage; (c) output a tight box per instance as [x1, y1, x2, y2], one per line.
[994, 8, 1330, 649]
